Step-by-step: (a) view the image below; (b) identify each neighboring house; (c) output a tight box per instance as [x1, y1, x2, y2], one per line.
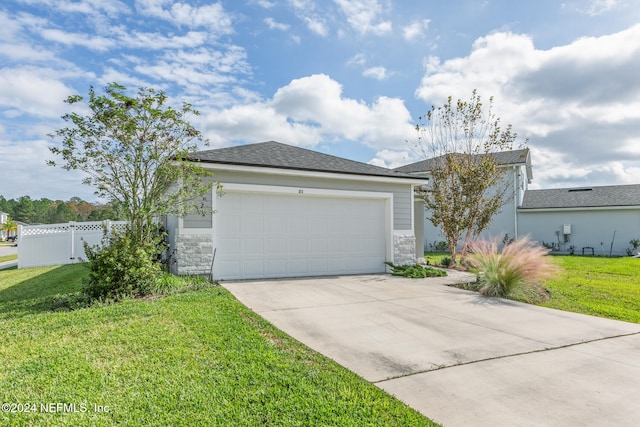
[0, 212, 7, 240]
[394, 149, 533, 250]
[518, 184, 640, 256]
[166, 141, 427, 280]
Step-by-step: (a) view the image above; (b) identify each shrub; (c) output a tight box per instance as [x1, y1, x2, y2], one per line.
[440, 256, 453, 268]
[428, 240, 449, 252]
[385, 262, 447, 278]
[83, 228, 163, 302]
[467, 237, 558, 298]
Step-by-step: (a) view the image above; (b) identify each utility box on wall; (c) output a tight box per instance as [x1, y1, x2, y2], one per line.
[562, 224, 572, 243]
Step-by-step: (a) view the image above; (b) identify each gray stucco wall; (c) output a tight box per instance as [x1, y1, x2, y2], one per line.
[183, 171, 415, 231]
[421, 166, 520, 250]
[518, 208, 640, 256]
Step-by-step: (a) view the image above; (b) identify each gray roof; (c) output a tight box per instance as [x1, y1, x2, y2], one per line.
[394, 148, 532, 180]
[520, 184, 640, 209]
[188, 141, 421, 180]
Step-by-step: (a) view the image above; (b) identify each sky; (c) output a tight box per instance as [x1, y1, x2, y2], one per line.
[1, 0, 640, 202]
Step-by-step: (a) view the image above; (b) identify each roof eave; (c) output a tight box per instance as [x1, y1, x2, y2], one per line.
[196, 161, 428, 184]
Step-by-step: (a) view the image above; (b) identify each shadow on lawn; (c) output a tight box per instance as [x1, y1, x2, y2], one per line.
[0, 264, 86, 318]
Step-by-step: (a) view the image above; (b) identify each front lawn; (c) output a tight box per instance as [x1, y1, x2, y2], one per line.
[0, 253, 17, 263]
[0, 264, 436, 426]
[539, 256, 640, 323]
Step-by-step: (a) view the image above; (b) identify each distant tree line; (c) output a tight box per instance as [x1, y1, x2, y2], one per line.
[0, 196, 126, 225]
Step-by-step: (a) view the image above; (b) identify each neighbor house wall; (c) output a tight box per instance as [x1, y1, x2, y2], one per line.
[518, 208, 640, 256]
[422, 165, 525, 250]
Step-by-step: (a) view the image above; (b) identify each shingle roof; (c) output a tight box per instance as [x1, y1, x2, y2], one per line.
[187, 141, 421, 180]
[394, 148, 531, 177]
[520, 184, 640, 209]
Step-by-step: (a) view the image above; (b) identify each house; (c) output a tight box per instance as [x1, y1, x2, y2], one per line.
[166, 141, 427, 280]
[0, 212, 7, 240]
[394, 149, 533, 250]
[518, 184, 640, 256]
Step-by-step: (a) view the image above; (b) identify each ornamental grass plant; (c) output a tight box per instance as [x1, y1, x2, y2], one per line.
[467, 237, 558, 298]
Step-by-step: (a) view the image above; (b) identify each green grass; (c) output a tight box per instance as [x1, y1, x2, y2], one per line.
[538, 256, 640, 323]
[423, 251, 452, 266]
[0, 264, 437, 427]
[0, 253, 17, 263]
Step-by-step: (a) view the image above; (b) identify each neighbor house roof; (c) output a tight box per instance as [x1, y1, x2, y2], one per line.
[394, 148, 532, 181]
[188, 141, 421, 180]
[519, 184, 640, 209]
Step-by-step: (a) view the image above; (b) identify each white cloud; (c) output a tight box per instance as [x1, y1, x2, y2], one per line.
[362, 66, 388, 80]
[40, 28, 115, 51]
[17, 0, 129, 17]
[415, 24, 640, 188]
[0, 138, 96, 201]
[0, 68, 77, 118]
[204, 74, 414, 149]
[118, 30, 208, 50]
[583, 0, 618, 16]
[264, 17, 290, 31]
[289, 0, 329, 36]
[347, 53, 367, 66]
[333, 0, 392, 35]
[368, 149, 414, 169]
[135, 0, 234, 34]
[253, 0, 276, 8]
[402, 19, 430, 41]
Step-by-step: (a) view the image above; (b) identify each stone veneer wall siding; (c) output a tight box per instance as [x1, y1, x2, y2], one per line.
[393, 234, 416, 266]
[174, 233, 213, 276]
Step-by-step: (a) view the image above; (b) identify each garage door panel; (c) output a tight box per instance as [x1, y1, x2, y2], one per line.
[267, 238, 287, 253]
[287, 217, 307, 233]
[243, 259, 265, 277]
[243, 238, 265, 256]
[266, 216, 287, 233]
[288, 259, 308, 274]
[266, 259, 287, 275]
[309, 238, 328, 253]
[215, 191, 388, 280]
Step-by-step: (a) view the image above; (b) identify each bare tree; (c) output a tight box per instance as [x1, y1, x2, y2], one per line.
[410, 90, 524, 264]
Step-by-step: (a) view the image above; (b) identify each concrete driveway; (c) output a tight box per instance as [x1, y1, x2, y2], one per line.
[223, 273, 640, 427]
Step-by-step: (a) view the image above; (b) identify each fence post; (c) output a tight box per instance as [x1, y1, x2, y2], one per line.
[69, 221, 76, 262]
[105, 220, 111, 235]
[17, 225, 22, 269]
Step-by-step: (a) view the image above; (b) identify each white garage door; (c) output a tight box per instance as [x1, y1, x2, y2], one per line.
[215, 191, 387, 280]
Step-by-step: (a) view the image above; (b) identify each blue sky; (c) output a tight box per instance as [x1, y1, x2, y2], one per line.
[1, 0, 640, 201]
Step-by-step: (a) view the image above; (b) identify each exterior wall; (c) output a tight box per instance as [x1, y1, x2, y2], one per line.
[186, 171, 414, 231]
[182, 188, 213, 229]
[173, 232, 214, 276]
[393, 234, 416, 266]
[518, 208, 640, 256]
[0, 212, 7, 240]
[169, 169, 423, 277]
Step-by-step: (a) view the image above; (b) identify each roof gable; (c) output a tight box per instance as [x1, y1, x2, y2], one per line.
[188, 141, 418, 179]
[394, 148, 532, 180]
[520, 184, 640, 209]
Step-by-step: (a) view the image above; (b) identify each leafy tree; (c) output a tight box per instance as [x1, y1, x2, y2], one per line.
[48, 83, 215, 244]
[1, 216, 18, 239]
[410, 90, 524, 265]
[14, 196, 37, 223]
[51, 202, 76, 223]
[0, 196, 13, 218]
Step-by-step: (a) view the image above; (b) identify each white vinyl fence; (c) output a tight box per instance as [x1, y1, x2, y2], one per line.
[18, 220, 129, 269]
